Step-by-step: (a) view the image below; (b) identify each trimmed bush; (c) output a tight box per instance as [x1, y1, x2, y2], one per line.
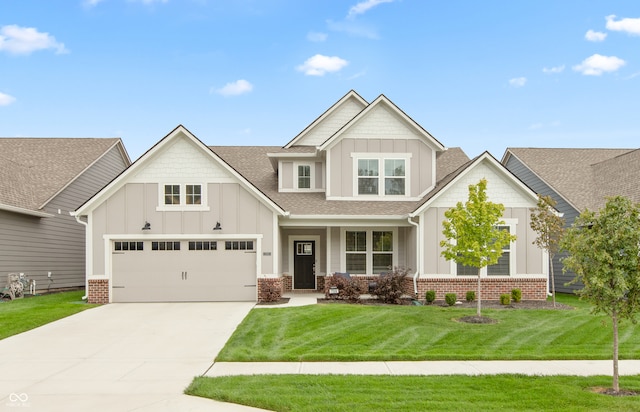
[465, 290, 476, 302]
[325, 275, 363, 303]
[511, 288, 522, 303]
[425, 290, 436, 304]
[259, 279, 282, 303]
[500, 293, 511, 305]
[445, 293, 457, 306]
[371, 267, 411, 304]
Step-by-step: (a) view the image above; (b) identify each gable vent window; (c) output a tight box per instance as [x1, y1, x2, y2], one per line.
[186, 185, 202, 205]
[158, 183, 208, 211]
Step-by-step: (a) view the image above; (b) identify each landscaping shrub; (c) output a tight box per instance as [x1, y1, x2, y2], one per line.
[445, 293, 457, 306]
[511, 288, 522, 303]
[259, 279, 282, 303]
[465, 290, 476, 302]
[500, 293, 511, 305]
[425, 290, 436, 304]
[325, 275, 363, 303]
[371, 267, 411, 304]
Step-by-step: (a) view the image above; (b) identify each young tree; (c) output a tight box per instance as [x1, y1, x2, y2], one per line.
[441, 178, 516, 317]
[562, 196, 640, 393]
[530, 195, 565, 308]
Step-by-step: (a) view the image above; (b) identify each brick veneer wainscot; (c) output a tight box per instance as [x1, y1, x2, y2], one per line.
[88, 279, 109, 304]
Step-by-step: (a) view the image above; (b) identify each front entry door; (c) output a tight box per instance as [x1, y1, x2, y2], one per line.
[293, 241, 315, 289]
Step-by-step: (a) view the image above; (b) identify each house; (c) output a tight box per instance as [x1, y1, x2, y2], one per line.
[0, 138, 130, 293]
[502, 147, 640, 293]
[74, 91, 548, 304]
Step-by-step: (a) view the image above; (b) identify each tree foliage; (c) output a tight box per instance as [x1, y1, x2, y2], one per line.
[530, 195, 565, 307]
[441, 178, 516, 316]
[561, 196, 640, 392]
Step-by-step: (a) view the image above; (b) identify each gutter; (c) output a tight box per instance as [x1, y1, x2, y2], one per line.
[72, 213, 89, 300]
[407, 216, 420, 295]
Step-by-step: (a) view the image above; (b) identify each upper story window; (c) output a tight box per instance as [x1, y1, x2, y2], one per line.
[298, 165, 311, 189]
[158, 183, 209, 211]
[356, 157, 407, 197]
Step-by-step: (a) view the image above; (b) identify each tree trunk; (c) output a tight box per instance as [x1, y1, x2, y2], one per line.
[477, 269, 482, 317]
[549, 253, 556, 308]
[613, 309, 620, 392]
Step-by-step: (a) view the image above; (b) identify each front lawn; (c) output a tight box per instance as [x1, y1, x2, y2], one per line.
[217, 294, 640, 361]
[186, 374, 640, 411]
[0, 290, 98, 339]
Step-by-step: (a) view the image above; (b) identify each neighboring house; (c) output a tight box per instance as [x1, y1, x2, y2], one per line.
[0, 138, 130, 292]
[502, 148, 640, 293]
[74, 91, 548, 304]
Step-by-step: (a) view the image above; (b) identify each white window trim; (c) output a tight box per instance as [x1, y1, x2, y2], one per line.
[340, 227, 398, 275]
[293, 162, 318, 191]
[450, 219, 517, 277]
[156, 183, 210, 211]
[351, 153, 411, 199]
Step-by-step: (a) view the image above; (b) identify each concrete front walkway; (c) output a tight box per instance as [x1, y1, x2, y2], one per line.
[0, 302, 263, 412]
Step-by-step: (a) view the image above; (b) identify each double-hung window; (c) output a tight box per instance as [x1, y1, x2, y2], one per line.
[298, 165, 311, 189]
[344, 229, 396, 274]
[487, 226, 511, 276]
[453, 223, 515, 276]
[354, 155, 409, 198]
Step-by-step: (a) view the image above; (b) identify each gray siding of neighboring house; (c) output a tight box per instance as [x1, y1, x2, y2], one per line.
[504, 154, 581, 293]
[0, 145, 128, 292]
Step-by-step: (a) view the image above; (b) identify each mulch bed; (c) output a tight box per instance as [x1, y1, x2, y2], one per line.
[318, 297, 574, 310]
[590, 387, 639, 397]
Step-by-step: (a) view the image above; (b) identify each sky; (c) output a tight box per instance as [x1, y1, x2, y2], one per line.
[1, 0, 639, 161]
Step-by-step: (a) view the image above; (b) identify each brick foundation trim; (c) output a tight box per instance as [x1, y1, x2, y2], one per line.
[257, 278, 283, 303]
[415, 277, 547, 301]
[88, 279, 109, 304]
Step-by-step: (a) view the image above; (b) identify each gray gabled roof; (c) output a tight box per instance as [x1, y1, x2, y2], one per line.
[211, 146, 469, 216]
[504, 147, 637, 212]
[0, 138, 125, 213]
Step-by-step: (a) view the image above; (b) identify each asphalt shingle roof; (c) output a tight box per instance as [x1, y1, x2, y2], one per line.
[0, 138, 121, 212]
[506, 147, 637, 212]
[211, 146, 470, 216]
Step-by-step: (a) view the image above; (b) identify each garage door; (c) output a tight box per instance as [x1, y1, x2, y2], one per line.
[111, 239, 257, 302]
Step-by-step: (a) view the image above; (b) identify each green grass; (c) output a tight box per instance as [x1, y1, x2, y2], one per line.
[0, 290, 98, 339]
[217, 294, 640, 361]
[186, 374, 640, 411]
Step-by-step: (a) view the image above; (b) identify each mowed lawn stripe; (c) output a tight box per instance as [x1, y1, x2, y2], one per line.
[216, 294, 640, 361]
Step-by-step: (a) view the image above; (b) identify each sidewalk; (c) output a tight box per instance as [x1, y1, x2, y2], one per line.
[220, 294, 640, 379]
[207, 360, 640, 377]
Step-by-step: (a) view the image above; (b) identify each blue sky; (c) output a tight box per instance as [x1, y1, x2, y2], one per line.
[1, 0, 639, 160]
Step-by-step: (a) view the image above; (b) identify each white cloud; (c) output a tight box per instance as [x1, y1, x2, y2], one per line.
[543, 65, 565, 74]
[307, 31, 328, 42]
[348, 0, 394, 19]
[0, 25, 68, 55]
[572, 54, 626, 76]
[585, 29, 607, 42]
[0, 92, 16, 106]
[606, 15, 640, 36]
[296, 54, 349, 76]
[82, 0, 105, 7]
[213, 79, 253, 97]
[509, 77, 527, 88]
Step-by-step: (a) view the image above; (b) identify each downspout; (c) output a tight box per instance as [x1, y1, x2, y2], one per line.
[407, 215, 420, 295]
[73, 214, 89, 300]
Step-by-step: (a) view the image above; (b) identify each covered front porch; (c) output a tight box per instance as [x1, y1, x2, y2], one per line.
[277, 218, 417, 294]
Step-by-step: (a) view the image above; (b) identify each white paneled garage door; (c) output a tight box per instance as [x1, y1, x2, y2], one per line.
[111, 239, 257, 302]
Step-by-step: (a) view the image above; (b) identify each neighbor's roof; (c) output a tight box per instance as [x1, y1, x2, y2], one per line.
[212, 146, 469, 216]
[504, 147, 637, 212]
[0, 138, 124, 213]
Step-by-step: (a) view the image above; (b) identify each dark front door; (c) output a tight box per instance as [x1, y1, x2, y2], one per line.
[293, 241, 315, 289]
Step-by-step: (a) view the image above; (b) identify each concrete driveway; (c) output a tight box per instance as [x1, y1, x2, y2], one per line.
[0, 302, 262, 411]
